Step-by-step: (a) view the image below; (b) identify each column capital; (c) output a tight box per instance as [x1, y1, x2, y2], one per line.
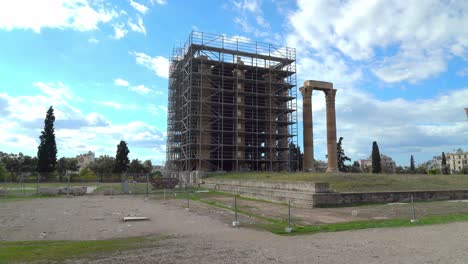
[300, 86, 313, 98]
[325, 89, 337, 102]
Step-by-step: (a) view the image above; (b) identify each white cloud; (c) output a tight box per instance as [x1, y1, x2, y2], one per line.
[128, 16, 146, 35]
[94, 101, 122, 110]
[130, 51, 169, 78]
[0, 83, 166, 162]
[232, 0, 260, 13]
[150, 0, 167, 5]
[113, 23, 128, 39]
[457, 67, 468, 77]
[114, 78, 129, 87]
[129, 0, 149, 14]
[0, 0, 118, 33]
[287, 0, 468, 83]
[130, 85, 152, 95]
[88, 37, 99, 44]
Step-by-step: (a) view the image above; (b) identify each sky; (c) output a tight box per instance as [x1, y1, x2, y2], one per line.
[0, 0, 467, 167]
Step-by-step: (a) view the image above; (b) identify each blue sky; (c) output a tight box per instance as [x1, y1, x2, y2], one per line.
[0, 0, 467, 166]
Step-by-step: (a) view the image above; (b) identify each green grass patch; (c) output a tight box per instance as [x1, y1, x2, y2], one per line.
[208, 172, 468, 192]
[271, 213, 468, 235]
[0, 236, 162, 263]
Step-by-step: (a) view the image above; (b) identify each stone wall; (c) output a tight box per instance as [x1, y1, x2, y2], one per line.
[312, 190, 468, 207]
[201, 179, 329, 207]
[202, 178, 468, 208]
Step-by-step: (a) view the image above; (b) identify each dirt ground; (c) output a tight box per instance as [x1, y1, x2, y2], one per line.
[2, 196, 468, 263]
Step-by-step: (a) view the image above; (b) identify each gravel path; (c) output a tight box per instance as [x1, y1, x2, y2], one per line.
[2, 196, 468, 263]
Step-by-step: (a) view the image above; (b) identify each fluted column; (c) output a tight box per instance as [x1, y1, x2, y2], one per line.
[300, 86, 315, 172]
[325, 89, 338, 173]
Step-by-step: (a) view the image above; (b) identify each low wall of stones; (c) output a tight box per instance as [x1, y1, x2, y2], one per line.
[201, 178, 468, 208]
[312, 190, 468, 207]
[201, 179, 329, 207]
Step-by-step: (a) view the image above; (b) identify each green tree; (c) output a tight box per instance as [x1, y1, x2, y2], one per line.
[128, 159, 146, 173]
[57, 157, 78, 180]
[441, 152, 449, 174]
[88, 155, 116, 182]
[143, 160, 153, 173]
[37, 106, 57, 177]
[114, 141, 130, 173]
[337, 137, 351, 172]
[289, 143, 302, 171]
[0, 163, 8, 181]
[410, 155, 415, 174]
[371, 141, 381, 173]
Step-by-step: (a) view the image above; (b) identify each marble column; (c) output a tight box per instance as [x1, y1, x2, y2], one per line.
[325, 89, 338, 173]
[300, 86, 315, 172]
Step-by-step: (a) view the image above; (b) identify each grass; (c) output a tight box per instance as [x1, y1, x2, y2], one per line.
[0, 236, 162, 264]
[181, 190, 468, 235]
[208, 172, 468, 192]
[271, 213, 468, 235]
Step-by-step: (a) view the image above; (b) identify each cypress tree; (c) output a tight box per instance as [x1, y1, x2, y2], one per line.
[37, 106, 57, 176]
[371, 141, 381, 173]
[410, 155, 415, 173]
[114, 141, 130, 173]
[441, 152, 449, 174]
[337, 137, 351, 172]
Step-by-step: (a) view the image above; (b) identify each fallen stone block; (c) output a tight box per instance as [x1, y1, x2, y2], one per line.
[71, 186, 87, 196]
[0, 189, 7, 196]
[122, 216, 150, 222]
[39, 187, 59, 196]
[103, 188, 114, 195]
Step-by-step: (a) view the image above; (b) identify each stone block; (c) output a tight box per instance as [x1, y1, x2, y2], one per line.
[103, 188, 114, 195]
[71, 186, 87, 196]
[39, 187, 59, 196]
[0, 189, 7, 196]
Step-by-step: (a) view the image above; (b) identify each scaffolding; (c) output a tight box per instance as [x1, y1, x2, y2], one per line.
[166, 32, 298, 172]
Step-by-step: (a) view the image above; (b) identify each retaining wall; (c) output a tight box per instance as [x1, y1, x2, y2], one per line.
[201, 178, 468, 208]
[201, 179, 329, 207]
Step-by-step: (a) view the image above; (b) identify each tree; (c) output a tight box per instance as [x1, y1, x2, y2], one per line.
[289, 143, 302, 171]
[410, 155, 415, 174]
[57, 157, 79, 180]
[114, 141, 130, 173]
[336, 137, 351, 172]
[371, 141, 381, 173]
[37, 106, 57, 176]
[441, 152, 449, 174]
[143, 160, 153, 173]
[127, 159, 146, 173]
[88, 155, 116, 182]
[349, 161, 362, 173]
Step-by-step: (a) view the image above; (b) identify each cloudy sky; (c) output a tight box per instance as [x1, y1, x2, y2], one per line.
[0, 0, 467, 166]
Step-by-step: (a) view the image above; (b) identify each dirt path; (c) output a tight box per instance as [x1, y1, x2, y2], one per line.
[2, 196, 468, 263]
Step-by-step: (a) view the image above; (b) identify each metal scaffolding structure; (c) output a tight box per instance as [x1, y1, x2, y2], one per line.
[166, 32, 298, 172]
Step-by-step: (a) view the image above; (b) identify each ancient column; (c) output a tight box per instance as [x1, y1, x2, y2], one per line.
[300, 86, 315, 172]
[325, 89, 338, 173]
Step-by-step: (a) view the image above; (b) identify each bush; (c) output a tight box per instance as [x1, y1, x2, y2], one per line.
[427, 168, 440, 175]
[75, 167, 97, 181]
[0, 163, 9, 181]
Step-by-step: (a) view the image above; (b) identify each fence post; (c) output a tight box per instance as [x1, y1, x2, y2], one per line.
[232, 195, 240, 227]
[146, 173, 149, 198]
[285, 200, 293, 233]
[36, 173, 39, 195]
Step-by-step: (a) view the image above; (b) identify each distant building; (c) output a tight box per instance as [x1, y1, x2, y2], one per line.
[447, 149, 468, 173]
[427, 156, 442, 170]
[358, 159, 372, 172]
[152, 165, 165, 173]
[358, 154, 396, 173]
[76, 151, 95, 169]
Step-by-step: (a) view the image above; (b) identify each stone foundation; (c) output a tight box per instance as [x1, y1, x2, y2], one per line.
[202, 179, 468, 208]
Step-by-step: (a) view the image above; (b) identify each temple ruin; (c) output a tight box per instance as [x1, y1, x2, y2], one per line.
[300, 80, 338, 173]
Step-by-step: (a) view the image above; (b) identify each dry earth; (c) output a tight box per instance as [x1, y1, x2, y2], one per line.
[1, 196, 468, 263]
